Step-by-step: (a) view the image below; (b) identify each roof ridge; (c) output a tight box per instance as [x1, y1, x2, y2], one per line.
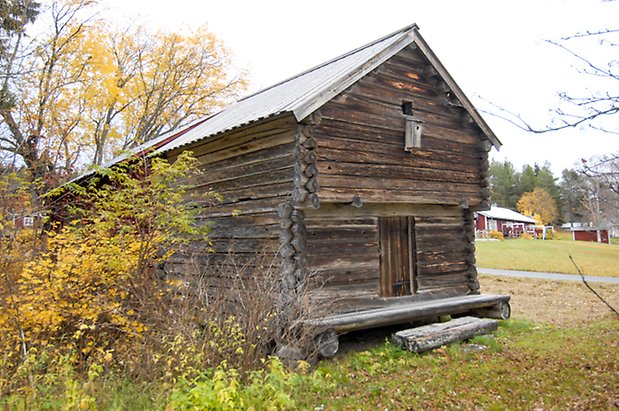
[238, 23, 419, 102]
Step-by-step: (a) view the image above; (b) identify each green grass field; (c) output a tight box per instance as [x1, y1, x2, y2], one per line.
[475, 236, 619, 277]
[291, 320, 618, 410]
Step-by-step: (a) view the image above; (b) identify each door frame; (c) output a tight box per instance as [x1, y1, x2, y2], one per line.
[378, 216, 418, 297]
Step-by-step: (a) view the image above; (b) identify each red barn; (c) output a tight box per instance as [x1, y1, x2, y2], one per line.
[572, 228, 610, 244]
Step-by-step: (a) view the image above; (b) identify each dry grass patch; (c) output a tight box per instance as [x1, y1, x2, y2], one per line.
[479, 274, 619, 326]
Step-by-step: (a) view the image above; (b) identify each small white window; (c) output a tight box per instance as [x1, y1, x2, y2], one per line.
[23, 216, 34, 227]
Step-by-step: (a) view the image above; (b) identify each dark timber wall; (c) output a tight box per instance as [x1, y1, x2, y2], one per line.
[303, 204, 478, 315]
[163, 114, 297, 281]
[313, 45, 489, 207]
[301, 44, 488, 314]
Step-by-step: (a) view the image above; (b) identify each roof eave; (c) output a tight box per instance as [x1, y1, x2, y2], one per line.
[293, 28, 417, 122]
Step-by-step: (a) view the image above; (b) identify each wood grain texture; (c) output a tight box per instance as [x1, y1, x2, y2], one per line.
[312, 44, 487, 206]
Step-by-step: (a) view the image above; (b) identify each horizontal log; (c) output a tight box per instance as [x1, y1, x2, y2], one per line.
[307, 294, 510, 333]
[196, 166, 295, 192]
[392, 316, 499, 353]
[321, 94, 478, 143]
[191, 129, 295, 165]
[316, 145, 479, 175]
[315, 118, 480, 156]
[415, 215, 463, 225]
[166, 114, 296, 158]
[316, 200, 462, 214]
[313, 267, 380, 286]
[317, 160, 480, 185]
[214, 182, 294, 204]
[194, 145, 295, 183]
[471, 301, 511, 320]
[315, 329, 339, 358]
[307, 285, 469, 314]
[306, 257, 379, 273]
[209, 239, 278, 253]
[306, 225, 377, 240]
[417, 263, 469, 277]
[306, 215, 369, 227]
[315, 135, 480, 169]
[317, 174, 480, 196]
[317, 187, 481, 206]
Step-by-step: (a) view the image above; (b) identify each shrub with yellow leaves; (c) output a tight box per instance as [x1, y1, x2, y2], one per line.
[0, 152, 218, 394]
[488, 230, 505, 241]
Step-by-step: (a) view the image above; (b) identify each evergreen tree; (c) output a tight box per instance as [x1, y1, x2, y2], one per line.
[488, 160, 519, 208]
[517, 165, 536, 198]
[560, 168, 588, 224]
[534, 162, 562, 218]
[489, 160, 564, 220]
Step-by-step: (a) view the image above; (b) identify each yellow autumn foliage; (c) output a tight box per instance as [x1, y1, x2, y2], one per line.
[517, 187, 559, 225]
[0, 152, 218, 393]
[15, 226, 145, 355]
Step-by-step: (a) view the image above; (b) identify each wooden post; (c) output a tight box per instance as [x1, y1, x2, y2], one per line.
[463, 208, 480, 294]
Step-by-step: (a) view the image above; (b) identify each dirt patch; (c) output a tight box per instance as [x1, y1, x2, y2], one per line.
[479, 274, 619, 326]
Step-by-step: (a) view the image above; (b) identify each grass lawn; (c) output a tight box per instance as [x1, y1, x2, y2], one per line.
[6, 318, 616, 410]
[291, 275, 619, 410]
[292, 320, 618, 410]
[475, 237, 619, 277]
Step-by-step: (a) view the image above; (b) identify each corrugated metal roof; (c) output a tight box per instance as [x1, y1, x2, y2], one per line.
[70, 23, 502, 183]
[155, 23, 419, 155]
[478, 206, 537, 224]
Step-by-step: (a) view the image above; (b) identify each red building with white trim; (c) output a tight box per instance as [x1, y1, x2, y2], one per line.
[475, 206, 537, 238]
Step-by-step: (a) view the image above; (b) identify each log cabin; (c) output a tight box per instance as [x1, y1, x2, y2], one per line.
[76, 24, 511, 349]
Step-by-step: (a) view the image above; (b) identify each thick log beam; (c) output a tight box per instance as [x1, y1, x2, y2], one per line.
[314, 329, 339, 358]
[471, 301, 511, 320]
[307, 294, 510, 334]
[392, 316, 499, 353]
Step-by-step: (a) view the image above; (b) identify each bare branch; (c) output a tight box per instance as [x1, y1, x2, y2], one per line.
[569, 255, 619, 316]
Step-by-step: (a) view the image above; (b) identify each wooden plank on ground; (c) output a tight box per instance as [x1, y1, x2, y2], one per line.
[392, 316, 498, 353]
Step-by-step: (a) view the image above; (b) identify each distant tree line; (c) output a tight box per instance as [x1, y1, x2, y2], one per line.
[488, 153, 619, 228]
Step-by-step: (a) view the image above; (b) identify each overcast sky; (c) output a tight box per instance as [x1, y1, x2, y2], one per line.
[103, 0, 619, 177]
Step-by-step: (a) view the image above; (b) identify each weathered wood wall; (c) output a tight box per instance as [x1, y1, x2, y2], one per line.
[163, 114, 298, 279]
[303, 204, 477, 314]
[295, 44, 490, 314]
[157, 42, 491, 314]
[313, 44, 491, 208]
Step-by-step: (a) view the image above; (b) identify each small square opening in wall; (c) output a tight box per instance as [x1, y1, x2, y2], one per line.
[401, 101, 413, 116]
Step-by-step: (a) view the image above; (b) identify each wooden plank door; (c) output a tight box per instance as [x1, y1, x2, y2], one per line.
[379, 216, 417, 297]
